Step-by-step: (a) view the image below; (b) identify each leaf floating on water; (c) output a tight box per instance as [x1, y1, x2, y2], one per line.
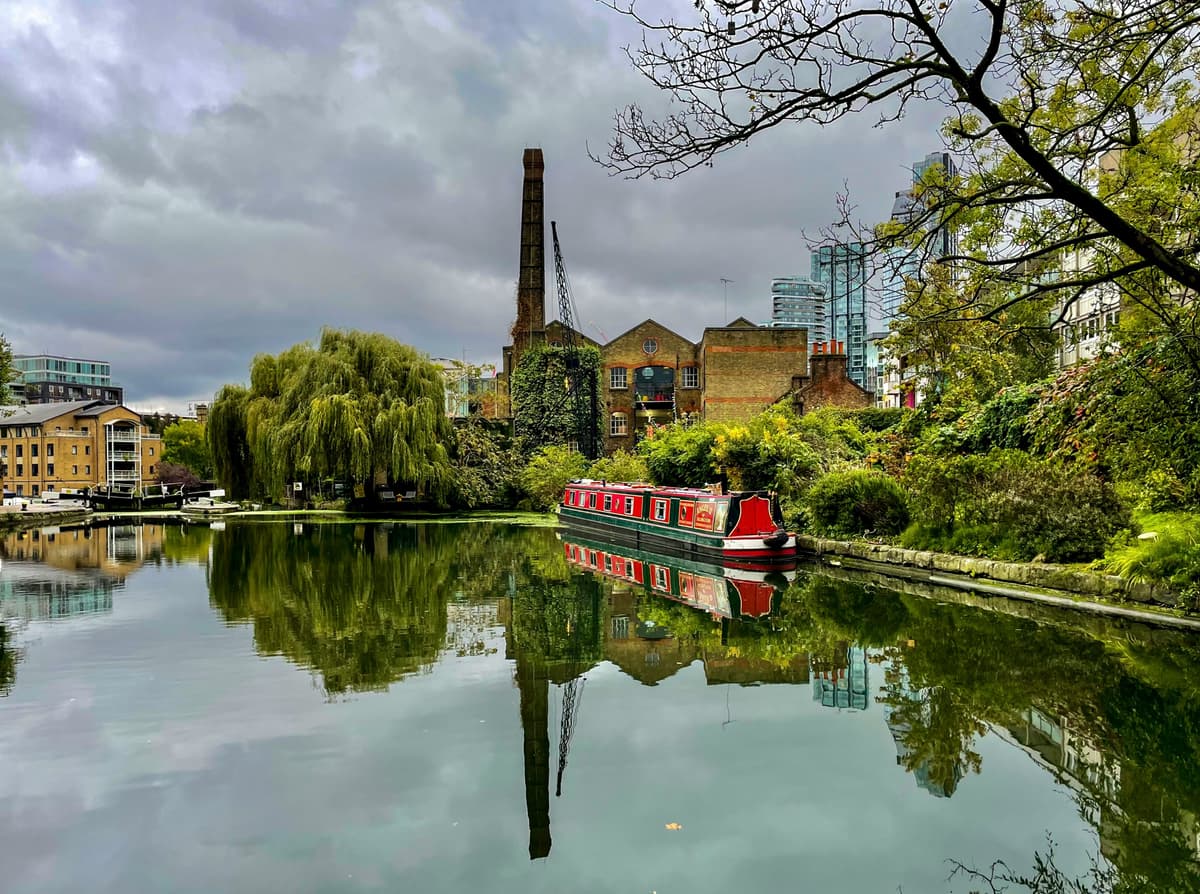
[664, 822, 682, 831]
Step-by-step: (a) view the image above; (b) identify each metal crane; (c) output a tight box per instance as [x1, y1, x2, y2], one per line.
[551, 221, 601, 460]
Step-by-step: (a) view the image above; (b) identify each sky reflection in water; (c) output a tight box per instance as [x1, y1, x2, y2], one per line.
[1, 520, 1198, 894]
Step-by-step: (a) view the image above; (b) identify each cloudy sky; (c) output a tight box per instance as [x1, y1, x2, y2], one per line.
[0, 0, 948, 411]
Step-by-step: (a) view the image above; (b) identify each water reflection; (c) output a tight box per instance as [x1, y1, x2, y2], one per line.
[2, 519, 1199, 891]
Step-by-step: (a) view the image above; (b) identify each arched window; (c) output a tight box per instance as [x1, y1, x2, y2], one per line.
[610, 413, 628, 436]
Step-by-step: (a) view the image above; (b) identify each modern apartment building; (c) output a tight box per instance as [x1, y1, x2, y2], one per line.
[879, 152, 959, 325]
[768, 276, 828, 342]
[0, 400, 161, 498]
[12, 354, 124, 405]
[812, 242, 870, 388]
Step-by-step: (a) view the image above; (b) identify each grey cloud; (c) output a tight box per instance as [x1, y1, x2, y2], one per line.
[0, 0, 949, 408]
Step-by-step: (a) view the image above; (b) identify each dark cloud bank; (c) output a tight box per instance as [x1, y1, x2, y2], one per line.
[0, 0, 947, 410]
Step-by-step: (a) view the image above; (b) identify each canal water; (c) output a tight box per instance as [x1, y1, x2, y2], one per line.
[1, 520, 1198, 894]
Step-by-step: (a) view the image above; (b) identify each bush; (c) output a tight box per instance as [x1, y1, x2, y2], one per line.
[519, 446, 588, 511]
[587, 450, 648, 485]
[1102, 521, 1200, 598]
[838, 407, 909, 433]
[804, 470, 910, 538]
[637, 423, 719, 487]
[902, 450, 1132, 563]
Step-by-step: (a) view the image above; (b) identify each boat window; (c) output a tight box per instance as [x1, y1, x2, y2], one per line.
[713, 501, 730, 532]
[604, 555, 612, 571]
[653, 499, 668, 521]
[625, 497, 634, 514]
[603, 494, 612, 511]
[588, 492, 597, 509]
[654, 566, 669, 589]
[588, 551, 598, 565]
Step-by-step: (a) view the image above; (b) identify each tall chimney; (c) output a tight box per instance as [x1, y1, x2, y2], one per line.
[512, 148, 546, 363]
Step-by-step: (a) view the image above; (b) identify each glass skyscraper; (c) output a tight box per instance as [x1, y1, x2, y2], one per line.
[879, 152, 959, 325]
[768, 276, 827, 342]
[811, 242, 869, 387]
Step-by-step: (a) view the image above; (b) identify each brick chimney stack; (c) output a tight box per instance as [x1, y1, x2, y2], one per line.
[808, 339, 850, 384]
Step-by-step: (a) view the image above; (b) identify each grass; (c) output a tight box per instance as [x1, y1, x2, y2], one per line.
[1096, 510, 1200, 595]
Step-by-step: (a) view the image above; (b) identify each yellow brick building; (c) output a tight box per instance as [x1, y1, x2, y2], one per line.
[0, 400, 162, 498]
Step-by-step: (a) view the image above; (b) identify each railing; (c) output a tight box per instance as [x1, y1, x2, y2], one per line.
[107, 470, 139, 481]
[107, 431, 139, 442]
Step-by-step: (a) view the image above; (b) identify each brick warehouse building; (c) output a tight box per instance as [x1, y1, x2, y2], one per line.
[537, 317, 850, 454]
[500, 147, 871, 454]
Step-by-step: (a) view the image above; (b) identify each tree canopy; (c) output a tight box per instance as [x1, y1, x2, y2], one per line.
[161, 420, 213, 479]
[207, 329, 454, 502]
[598, 0, 1200, 323]
[0, 333, 15, 406]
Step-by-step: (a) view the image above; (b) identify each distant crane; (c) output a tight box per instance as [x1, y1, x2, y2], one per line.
[551, 221, 601, 460]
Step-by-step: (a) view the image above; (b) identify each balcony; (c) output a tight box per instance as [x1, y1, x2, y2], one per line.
[108, 470, 139, 481]
[633, 390, 675, 409]
[107, 431, 139, 442]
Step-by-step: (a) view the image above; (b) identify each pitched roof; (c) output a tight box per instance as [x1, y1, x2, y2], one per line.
[0, 400, 108, 425]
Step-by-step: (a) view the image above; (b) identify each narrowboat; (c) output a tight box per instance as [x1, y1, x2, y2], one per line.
[558, 480, 796, 567]
[561, 534, 793, 620]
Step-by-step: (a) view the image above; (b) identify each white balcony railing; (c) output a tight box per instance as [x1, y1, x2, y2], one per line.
[107, 431, 139, 442]
[108, 470, 139, 481]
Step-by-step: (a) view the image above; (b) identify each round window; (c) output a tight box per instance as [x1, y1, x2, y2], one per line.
[642, 338, 658, 355]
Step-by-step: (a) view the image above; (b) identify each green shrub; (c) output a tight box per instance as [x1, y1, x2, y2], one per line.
[805, 470, 910, 538]
[587, 450, 648, 484]
[1100, 512, 1200, 597]
[961, 385, 1039, 452]
[637, 423, 719, 487]
[519, 446, 588, 511]
[902, 450, 1132, 563]
[838, 407, 909, 433]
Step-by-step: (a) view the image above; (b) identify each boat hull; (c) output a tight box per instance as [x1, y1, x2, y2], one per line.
[559, 508, 796, 570]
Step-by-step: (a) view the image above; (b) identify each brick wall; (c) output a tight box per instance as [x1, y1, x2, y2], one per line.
[791, 349, 875, 412]
[699, 327, 808, 423]
[601, 320, 700, 447]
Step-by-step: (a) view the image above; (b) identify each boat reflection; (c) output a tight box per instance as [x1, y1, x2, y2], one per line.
[561, 534, 793, 622]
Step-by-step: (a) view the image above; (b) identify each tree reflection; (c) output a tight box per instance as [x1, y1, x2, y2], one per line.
[206, 522, 558, 696]
[0, 621, 20, 696]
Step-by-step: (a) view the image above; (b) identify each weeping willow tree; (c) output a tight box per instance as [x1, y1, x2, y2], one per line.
[207, 329, 455, 502]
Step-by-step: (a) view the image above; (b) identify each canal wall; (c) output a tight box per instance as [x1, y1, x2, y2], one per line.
[796, 534, 1185, 613]
[0, 505, 94, 532]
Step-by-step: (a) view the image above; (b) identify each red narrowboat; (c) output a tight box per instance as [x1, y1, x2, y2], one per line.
[558, 480, 796, 568]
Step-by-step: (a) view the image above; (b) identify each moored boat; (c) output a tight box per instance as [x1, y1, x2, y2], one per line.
[181, 497, 239, 518]
[558, 480, 796, 568]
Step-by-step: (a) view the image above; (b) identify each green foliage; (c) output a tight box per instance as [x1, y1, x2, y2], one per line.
[1100, 513, 1200, 599]
[902, 450, 1132, 563]
[836, 407, 909, 433]
[884, 263, 1056, 415]
[637, 422, 719, 487]
[586, 449, 648, 484]
[713, 405, 822, 492]
[804, 469, 910, 538]
[1029, 332, 1200, 509]
[510, 344, 603, 456]
[206, 329, 454, 502]
[161, 420, 213, 479]
[519, 445, 588, 511]
[0, 333, 14, 406]
[449, 419, 522, 510]
[959, 384, 1040, 453]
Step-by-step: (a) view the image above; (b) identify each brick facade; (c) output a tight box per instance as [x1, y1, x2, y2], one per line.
[602, 320, 703, 446]
[699, 325, 809, 423]
[0, 401, 162, 497]
[790, 342, 875, 412]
